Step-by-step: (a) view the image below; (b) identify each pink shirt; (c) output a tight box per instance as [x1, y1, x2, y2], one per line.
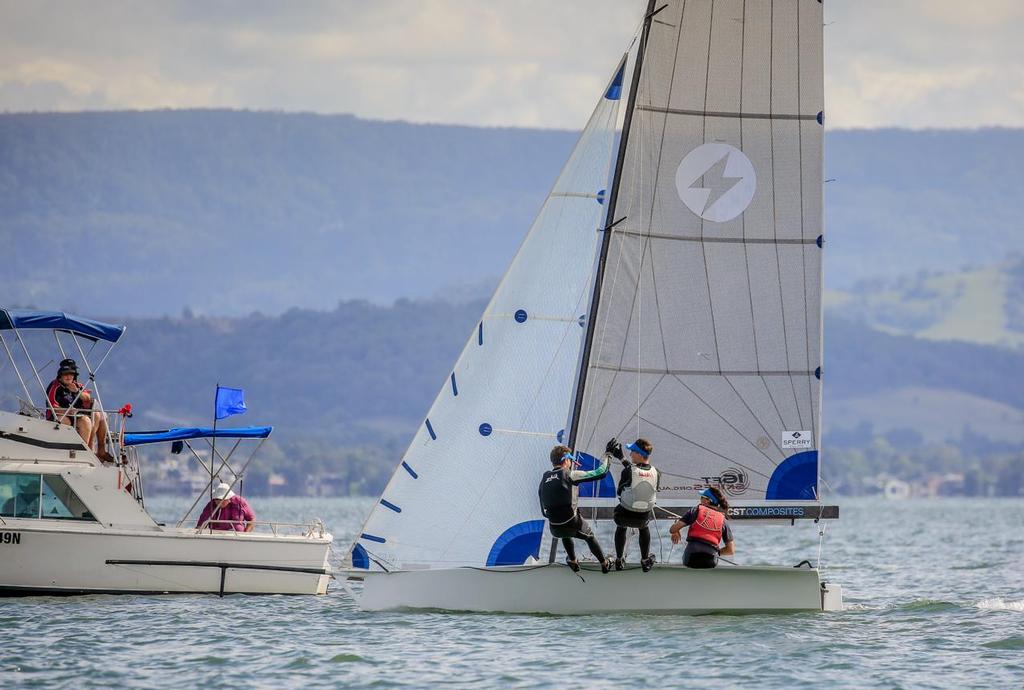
[197, 495, 256, 531]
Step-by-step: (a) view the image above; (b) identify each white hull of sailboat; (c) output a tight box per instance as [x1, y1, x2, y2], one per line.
[354, 563, 842, 614]
[0, 523, 332, 596]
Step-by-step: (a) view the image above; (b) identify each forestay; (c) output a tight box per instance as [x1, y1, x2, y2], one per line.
[352, 62, 629, 570]
[571, 0, 825, 505]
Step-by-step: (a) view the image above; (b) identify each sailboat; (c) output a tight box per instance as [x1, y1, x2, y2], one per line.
[345, 0, 843, 614]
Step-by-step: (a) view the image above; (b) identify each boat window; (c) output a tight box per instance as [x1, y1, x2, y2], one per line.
[40, 475, 95, 521]
[0, 473, 95, 521]
[0, 473, 42, 519]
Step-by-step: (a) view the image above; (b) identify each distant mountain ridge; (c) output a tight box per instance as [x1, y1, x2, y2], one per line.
[3, 111, 1023, 316]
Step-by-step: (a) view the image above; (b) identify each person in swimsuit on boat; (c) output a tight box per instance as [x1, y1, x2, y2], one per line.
[45, 358, 114, 462]
[538, 442, 614, 573]
[612, 437, 659, 572]
[668, 486, 735, 568]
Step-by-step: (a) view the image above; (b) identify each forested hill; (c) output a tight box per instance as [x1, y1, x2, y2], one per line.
[3, 299, 1021, 448]
[3, 110, 1023, 316]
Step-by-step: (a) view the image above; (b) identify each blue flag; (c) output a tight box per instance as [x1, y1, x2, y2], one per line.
[214, 386, 247, 420]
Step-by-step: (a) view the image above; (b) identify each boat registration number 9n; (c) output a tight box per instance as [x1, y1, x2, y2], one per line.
[1, 532, 21, 545]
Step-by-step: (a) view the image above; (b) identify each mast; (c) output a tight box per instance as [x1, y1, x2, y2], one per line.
[568, 0, 659, 449]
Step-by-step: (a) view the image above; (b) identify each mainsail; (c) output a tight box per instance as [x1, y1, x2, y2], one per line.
[571, 0, 825, 505]
[352, 61, 629, 570]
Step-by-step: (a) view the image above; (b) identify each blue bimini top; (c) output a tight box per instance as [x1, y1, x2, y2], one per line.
[0, 309, 126, 343]
[122, 426, 273, 446]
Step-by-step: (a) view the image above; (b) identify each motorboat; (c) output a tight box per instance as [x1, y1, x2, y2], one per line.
[0, 308, 333, 595]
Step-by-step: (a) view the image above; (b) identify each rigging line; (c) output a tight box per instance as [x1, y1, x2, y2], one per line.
[698, 0, 724, 377]
[669, 373, 780, 467]
[638, 415, 771, 481]
[569, 0, 657, 450]
[637, 0, 685, 433]
[795, 0, 819, 447]
[576, 112, 627, 455]
[767, 0, 805, 434]
[738, 0, 765, 390]
[721, 373, 788, 458]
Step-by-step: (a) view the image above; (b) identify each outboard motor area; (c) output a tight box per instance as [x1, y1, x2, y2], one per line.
[821, 582, 844, 611]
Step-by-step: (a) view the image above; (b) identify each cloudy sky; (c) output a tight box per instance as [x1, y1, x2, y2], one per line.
[1, 1, 1021, 130]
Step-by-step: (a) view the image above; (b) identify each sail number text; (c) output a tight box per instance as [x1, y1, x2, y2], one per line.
[0, 532, 21, 545]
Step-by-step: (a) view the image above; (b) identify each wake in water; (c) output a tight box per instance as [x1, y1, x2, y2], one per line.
[976, 598, 1024, 612]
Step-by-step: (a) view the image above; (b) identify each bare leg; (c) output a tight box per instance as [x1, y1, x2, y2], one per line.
[91, 410, 110, 456]
[75, 415, 93, 446]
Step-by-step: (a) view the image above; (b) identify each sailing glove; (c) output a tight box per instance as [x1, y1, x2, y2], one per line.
[606, 438, 624, 460]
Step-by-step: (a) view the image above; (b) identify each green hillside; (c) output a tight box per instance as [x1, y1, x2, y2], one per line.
[3, 303, 1023, 495]
[826, 255, 1024, 349]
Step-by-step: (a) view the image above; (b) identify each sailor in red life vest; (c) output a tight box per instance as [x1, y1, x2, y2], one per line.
[668, 486, 735, 569]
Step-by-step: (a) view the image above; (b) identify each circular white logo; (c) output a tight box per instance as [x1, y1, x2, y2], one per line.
[675, 143, 756, 222]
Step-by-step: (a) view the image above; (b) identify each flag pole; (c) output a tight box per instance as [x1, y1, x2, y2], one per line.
[211, 383, 218, 503]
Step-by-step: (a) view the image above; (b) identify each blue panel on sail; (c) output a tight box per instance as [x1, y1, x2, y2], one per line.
[766, 451, 819, 500]
[351, 544, 370, 569]
[486, 520, 545, 566]
[605, 63, 625, 100]
[574, 452, 616, 498]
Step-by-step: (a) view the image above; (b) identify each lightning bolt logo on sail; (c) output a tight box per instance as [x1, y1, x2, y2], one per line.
[675, 142, 757, 222]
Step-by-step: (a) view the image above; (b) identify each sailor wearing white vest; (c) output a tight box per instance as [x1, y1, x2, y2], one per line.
[612, 438, 659, 573]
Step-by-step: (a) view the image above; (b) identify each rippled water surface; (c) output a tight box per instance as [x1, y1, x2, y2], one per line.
[2, 497, 1022, 688]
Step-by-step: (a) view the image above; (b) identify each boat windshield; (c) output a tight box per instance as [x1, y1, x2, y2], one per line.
[0, 472, 96, 521]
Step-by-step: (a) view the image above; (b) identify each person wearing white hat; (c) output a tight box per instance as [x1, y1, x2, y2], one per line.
[196, 481, 256, 532]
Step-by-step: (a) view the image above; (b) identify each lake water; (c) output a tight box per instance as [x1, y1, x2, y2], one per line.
[2, 496, 1021, 688]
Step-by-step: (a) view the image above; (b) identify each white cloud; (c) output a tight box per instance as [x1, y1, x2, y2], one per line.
[0, 0, 1021, 129]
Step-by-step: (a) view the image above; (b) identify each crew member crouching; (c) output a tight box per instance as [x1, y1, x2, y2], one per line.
[668, 486, 735, 569]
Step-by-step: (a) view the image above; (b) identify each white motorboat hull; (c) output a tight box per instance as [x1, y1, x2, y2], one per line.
[354, 563, 842, 614]
[0, 522, 332, 595]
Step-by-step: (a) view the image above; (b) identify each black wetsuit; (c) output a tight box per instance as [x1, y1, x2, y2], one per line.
[538, 454, 610, 563]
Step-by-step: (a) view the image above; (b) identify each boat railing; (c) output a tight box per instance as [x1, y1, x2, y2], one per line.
[196, 518, 328, 539]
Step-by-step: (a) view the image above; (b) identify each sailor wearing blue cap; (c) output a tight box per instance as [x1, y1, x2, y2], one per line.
[668, 486, 735, 568]
[611, 438, 659, 572]
[538, 442, 614, 574]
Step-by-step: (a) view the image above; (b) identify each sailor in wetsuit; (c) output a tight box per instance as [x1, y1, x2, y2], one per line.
[668, 486, 735, 568]
[612, 437, 659, 572]
[538, 442, 614, 573]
